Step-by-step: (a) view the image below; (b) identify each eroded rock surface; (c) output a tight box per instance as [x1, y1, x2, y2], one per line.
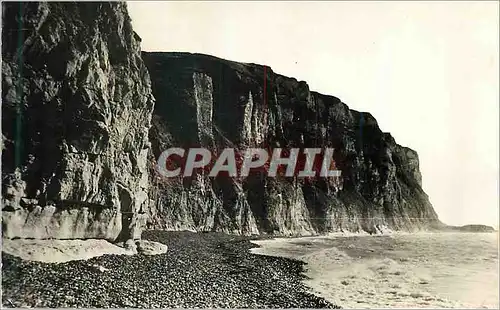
[1, 2, 154, 240]
[143, 52, 443, 235]
[2, 3, 443, 241]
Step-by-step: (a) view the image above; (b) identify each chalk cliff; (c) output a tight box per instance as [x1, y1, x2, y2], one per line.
[2, 2, 154, 240]
[143, 52, 442, 235]
[1, 3, 442, 240]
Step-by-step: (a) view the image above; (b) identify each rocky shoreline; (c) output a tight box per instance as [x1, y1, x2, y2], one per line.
[1, 231, 340, 308]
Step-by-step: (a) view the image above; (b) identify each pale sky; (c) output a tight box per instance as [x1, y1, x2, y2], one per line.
[127, 1, 499, 228]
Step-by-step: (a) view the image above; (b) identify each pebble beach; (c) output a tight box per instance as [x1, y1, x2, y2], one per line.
[1, 231, 339, 308]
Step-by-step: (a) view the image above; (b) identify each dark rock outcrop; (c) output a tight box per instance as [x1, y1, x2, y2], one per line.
[1, 2, 154, 240]
[143, 52, 442, 235]
[446, 224, 496, 233]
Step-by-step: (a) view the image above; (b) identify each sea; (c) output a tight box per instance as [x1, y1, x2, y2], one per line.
[251, 232, 499, 308]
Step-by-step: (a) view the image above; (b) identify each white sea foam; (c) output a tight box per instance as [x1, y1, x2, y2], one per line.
[251, 232, 499, 308]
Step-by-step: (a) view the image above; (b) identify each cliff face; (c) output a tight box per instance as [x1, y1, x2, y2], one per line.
[2, 3, 441, 240]
[1, 3, 154, 240]
[143, 52, 442, 235]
